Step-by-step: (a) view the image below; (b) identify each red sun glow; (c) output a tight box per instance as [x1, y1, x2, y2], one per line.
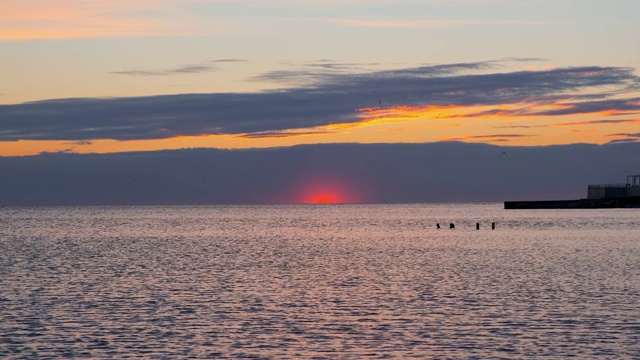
[307, 193, 340, 204]
[296, 177, 365, 204]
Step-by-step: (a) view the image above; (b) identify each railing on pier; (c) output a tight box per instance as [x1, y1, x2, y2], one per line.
[588, 184, 629, 189]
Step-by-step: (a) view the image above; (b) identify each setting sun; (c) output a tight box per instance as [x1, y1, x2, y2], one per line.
[306, 193, 340, 204]
[292, 176, 366, 204]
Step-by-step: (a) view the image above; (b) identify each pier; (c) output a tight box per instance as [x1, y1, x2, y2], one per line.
[505, 175, 640, 209]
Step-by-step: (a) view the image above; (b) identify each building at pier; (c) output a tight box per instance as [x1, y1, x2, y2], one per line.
[587, 175, 640, 199]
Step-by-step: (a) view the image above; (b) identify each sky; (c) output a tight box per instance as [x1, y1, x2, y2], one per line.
[1, 0, 639, 157]
[0, 1, 639, 204]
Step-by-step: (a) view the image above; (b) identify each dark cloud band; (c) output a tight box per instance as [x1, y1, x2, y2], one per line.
[1, 61, 639, 141]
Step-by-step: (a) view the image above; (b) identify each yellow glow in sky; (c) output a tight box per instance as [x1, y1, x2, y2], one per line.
[2, 103, 637, 157]
[1, 0, 639, 156]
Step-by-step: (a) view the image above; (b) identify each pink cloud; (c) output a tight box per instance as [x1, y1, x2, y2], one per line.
[0, 0, 206, 40]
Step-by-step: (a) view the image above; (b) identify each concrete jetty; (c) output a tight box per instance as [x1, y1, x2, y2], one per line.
[505, 175, 640, 209]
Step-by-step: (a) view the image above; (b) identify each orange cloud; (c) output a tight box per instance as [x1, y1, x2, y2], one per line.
[357, 104, 468, 123]
[440, 134, 534, 143]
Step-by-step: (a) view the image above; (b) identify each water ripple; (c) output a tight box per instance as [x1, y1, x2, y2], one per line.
[1, 204, 639, 358]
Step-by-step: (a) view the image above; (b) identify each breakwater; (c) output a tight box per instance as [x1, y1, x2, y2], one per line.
[506, 174, 640, 209]
[505, 197, 640, 209]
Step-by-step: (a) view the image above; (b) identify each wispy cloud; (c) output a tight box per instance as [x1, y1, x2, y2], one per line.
[607, 139, 639, 144]
[320, 18, 559, 28]
[111, 59, 246, 76]
[441, 97, 640, 120]
[552, 119, 640, 127]
[465, 134, 533, 139]
[235, 130, 334, 139]
[606, 132, 640, 144]
[66, 140, 93, 146]
[608, 132, 640, 138]
[252, 60, 498, 85]
[1, 60, 639, 141]
[112, 63, 217, 76]
[495, 119, 640, 129]
[210, 59, 248, 63]
[0, 0, 206, 41]
[495, 125, 545, 129]
[442, 134, 534, 142]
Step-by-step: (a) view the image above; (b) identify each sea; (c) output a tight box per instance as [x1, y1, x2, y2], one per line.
[1, 204, 639, 359]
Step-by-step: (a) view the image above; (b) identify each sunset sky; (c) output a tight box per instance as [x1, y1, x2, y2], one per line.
[1, 0, 639, 157]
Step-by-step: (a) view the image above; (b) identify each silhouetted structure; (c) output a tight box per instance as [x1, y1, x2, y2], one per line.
[587, 175, 640, 199]
[505, 175, 640, 209]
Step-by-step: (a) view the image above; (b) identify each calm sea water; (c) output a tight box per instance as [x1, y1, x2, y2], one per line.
[1, 204, 639, 359]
